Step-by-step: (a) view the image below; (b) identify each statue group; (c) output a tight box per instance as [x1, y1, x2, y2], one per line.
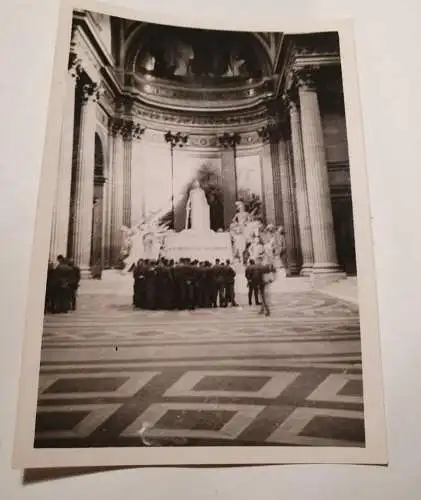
[229, 201, 286, 267]
[120, 179, 286, 270]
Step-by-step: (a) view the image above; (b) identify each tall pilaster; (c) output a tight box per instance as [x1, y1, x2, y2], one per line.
[278, 128, 299, 275]
[288, 97, 314, 275]
[218, 133, 240, 228]
[49, 68, 77, 261]
[297, 70, 341, 277]
[122, 137, 132, 228]
[258, 137, 276, 225]
[164, 131, 188, 230]
[270, 140, 283, 226]
[103, 138, 113, 268]
[70, 81, 99, 274]
[109, 118, 125, 266]
[121, 120, 145, 228]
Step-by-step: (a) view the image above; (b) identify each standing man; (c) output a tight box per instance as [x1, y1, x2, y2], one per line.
[255, 257, 276, 317]
[224, 259, 238, 307]
[245, 259, 260, 306]
[67, 258, 81, 311]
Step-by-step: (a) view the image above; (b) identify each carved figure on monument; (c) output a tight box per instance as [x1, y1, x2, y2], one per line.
[185, 180, 211, 232]
[249, 235, 266, 262]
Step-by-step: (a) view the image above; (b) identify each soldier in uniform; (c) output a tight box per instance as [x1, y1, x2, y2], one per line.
[54, 255, 73, 313]
[245, 259, 260, 306]
[144, 259, 157, 309]
[223, 259, 238, 307]
[254, 256, 276, 317]
[212, 259, 225, 307]
[67, 258, 81, 311]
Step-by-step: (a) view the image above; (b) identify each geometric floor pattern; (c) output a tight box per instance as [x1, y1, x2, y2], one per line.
[35, 277, 365, 448]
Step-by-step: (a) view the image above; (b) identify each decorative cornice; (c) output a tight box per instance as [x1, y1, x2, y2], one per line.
[120, 72, 276, 113]
[130, 101, 270, 131]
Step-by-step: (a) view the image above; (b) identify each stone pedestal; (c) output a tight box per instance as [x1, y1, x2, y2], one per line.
[298, 77, 343, 279]
[163, 229, 233, 262]
[49, 72, 76, 261]
[70, 85, 97, 275]
[289, 100, 314, 276]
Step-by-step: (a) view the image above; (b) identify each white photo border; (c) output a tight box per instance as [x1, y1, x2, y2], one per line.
[12, 0, 388, 468]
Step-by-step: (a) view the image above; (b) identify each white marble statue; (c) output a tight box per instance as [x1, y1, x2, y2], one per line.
[185, 180, 211, 231]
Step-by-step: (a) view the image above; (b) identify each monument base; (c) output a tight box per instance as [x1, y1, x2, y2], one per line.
[163, 229, 233, 262]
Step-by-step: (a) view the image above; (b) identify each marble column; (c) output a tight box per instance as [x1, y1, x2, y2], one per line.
[278, 133, 299, 274]
[219, 133, 240, 228]
[298, 72, 341, 276]
[260, 141, 276, 225]
[289, 99, 314, 275]
[102, 161, 112, 269]
[130, 138, 145, 227]
[125, 123, 145, 227]
[122, 137, 132, 227]
[49, 70, 77, 261]
[70, 82, 98, 274]
[270, 140, 283, 226]
[109, 119, 124, 266]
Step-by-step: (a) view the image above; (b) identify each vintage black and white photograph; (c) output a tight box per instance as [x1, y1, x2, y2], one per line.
[13, 0, 387, 468]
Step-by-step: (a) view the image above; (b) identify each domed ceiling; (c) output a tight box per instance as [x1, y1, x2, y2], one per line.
[129, 25, 268, 82]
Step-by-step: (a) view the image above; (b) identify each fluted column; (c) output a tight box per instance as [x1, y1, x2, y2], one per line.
[109, 118, 125, 266]
[122, 138, 132, 227]
[288, 98, 314, 275]
[260, 140, 276, 225]
[270, 140, 283, 225]
[297, 71, 341, 276]
[70, 82, 98, 274]
[103, 138, 113, 269]
[49, 70, 77, 261]
[218, 133, 240, 228]
[278, 132, 299, 274]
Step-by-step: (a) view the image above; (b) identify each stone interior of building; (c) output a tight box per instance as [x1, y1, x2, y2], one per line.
[36, 11, 364, 449]
[49, 10, 357, 279]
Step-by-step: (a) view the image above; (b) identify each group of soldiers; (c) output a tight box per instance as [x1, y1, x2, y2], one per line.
[131, 258, 238, 311]
[131, 256, 275, 315]
[44, 255, 81, 314]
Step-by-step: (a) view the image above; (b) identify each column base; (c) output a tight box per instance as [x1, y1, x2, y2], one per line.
[310, 263, 347, 287]
[80, 267, 92, 279]
[300, 263, 314, 276]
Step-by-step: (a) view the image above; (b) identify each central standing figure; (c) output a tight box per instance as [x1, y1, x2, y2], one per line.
[185, 179, 211, 231]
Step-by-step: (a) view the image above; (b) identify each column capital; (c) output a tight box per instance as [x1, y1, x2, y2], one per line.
[217, 132, 241, 149]
[68, 51, 83, 80]
[122, 120, 145, 141]
[291, 66, 320, 91]
[81, 81, 103, 104]
[164, 131, 189, 148]
[282, 89, 299, 111]
[258, 120, 290, 143]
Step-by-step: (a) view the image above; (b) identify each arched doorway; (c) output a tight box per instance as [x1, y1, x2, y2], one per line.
[90, 134, 106, 272]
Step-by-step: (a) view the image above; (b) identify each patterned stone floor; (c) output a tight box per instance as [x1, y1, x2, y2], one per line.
[34, 276, 364, 448]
